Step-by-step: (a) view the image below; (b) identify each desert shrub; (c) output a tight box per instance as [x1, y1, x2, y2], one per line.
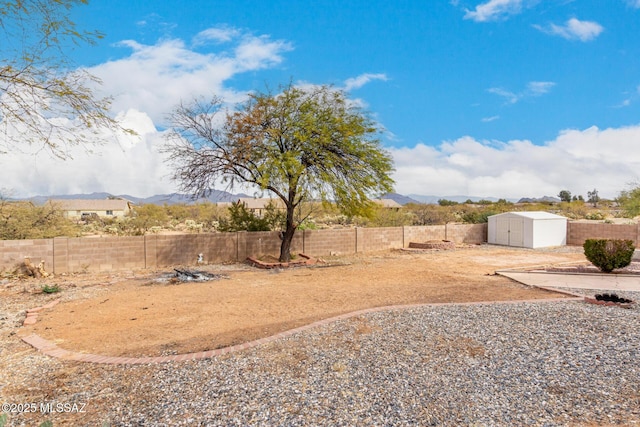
[359, 205, 415, 227]
[405, 204, 456, 225]
[41, 284, 61, 294]
[585, 211, 605, 220]
[461, 210, 496, 224]
[0, 200, 80, 239]
[617, 184, 640, 218]
[583, 239, 635, 273]
[218, 201, 270, 232]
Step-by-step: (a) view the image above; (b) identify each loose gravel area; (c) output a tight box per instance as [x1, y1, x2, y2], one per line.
[3, 295, 639, 426]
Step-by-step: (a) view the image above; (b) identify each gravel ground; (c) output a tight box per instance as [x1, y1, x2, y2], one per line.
[115, 297, 640, 427]
[4, 293, 639, 426]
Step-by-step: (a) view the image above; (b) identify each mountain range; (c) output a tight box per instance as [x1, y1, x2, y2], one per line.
[19, 191, 546, 206]
[24, 190, 249, 206]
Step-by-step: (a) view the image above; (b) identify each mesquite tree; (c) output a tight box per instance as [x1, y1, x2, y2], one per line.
[163, 83, 394, 262]
[1, 0, 124, 158]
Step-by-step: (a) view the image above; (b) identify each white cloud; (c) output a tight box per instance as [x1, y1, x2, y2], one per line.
[488, 81, 555, 104]
[464, 0, 524, 22]
[192, 27, 241, 45]
[0, 110, 176, 198]
[343, 73, 388, 92]
[527, 81, 556, 96]
[488, 87, 519, 104]
[534, 18, 604, 41]
[4, 115, 640, 201]
[481, 115, 500, 122]
[626, 0, 640, 8]
[88, 28, 292, 126]
[0, 27, 294, 198]
[389, 125, 640, 199]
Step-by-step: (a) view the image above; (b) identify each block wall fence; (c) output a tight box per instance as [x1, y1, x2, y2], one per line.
[1, 222, 638, 274]
[0, 224, 486, 274]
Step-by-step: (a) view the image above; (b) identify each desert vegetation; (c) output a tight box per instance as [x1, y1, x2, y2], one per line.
[1, 190, 638, 240]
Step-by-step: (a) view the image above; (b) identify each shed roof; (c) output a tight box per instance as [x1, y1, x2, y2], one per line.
[490, 211, 567, 220]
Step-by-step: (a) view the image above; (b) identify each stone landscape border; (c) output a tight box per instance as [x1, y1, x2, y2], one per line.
[18, 295, 583, 365]
[246, 253, 321, 269]
[408, 240, 456, 250]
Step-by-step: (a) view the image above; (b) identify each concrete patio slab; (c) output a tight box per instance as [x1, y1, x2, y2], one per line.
[497, 270, 640, 292]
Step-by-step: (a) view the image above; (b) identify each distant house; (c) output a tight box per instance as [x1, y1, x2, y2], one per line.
[49, 199, 133, 219]
[234, 197, 286, 217]
[373, 199, 403, 210]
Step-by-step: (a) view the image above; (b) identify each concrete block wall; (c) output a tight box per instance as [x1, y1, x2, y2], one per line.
[9, 221, 614, 274]
[65, 236, 146, 273]
[0, 238, 53, 271]
[238, 231, 304, 260]
[155, 233, 239, 267]
[302, 228, 356, 256]
[567, 222, 639, 247]
[358, 227, 404, 252]
[446, 223, 488, 243]
[403, 225, 446, 244]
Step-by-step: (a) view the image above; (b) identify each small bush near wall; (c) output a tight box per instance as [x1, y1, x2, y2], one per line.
[583, 239, 634, 273]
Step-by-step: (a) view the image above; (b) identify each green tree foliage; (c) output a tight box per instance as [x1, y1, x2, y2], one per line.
[359, 205, 415, 227]
[407, 204, 457, 225]
[617, 184, 640, 218]
[556, 200, 588, 219]
[461, 210, 496, 224]
[194, 202, 229, 229]
[0, 0, 125, 158]
[218, 201, 270, 232]
[261, 200, 286, 231]
[124, 204, 169, 234]
[0, 200, 79, 239]
[583, 239, 634, 273]
[558, 190, 572, 202]
[164, 83, 394, 261]
[587, 188, 600, 207]
[438, 199, 458, 206]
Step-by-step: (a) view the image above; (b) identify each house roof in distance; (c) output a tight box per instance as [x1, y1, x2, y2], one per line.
[236, 197, 285, 209]
[374, 198, 403, 209]
[49, 199, 132, 211]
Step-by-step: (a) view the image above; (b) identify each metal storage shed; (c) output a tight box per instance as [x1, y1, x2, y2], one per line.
[487, 211, 567, 248]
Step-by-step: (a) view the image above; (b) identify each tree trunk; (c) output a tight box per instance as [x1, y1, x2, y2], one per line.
[279, 204, 297, 262]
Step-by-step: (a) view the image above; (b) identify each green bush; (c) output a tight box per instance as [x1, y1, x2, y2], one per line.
[461, 210, 496, 224]
[583, 239, 635, 273]
[585, 211, 605, 220]
[218, 201, 270, 232]
[41, 284, 61, 294]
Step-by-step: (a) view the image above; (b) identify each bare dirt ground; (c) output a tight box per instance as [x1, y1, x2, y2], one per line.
[0, 245, 593, 426]
[10, 245, 587, 358]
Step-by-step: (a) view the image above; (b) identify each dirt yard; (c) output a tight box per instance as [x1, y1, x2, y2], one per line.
[15, 245, 587, 358]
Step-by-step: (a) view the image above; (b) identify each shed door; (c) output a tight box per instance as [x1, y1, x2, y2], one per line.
[509, 218, 524, 247]
[496, 218, 510, 245]
[496, 217, 524, 246]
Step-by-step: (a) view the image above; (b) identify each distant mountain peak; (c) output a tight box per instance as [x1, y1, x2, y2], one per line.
[517, 196, 561, 203]
[380, 192, 421, 206]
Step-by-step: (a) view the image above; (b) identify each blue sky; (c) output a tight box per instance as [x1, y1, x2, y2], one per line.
[3, 0, 640, 200]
